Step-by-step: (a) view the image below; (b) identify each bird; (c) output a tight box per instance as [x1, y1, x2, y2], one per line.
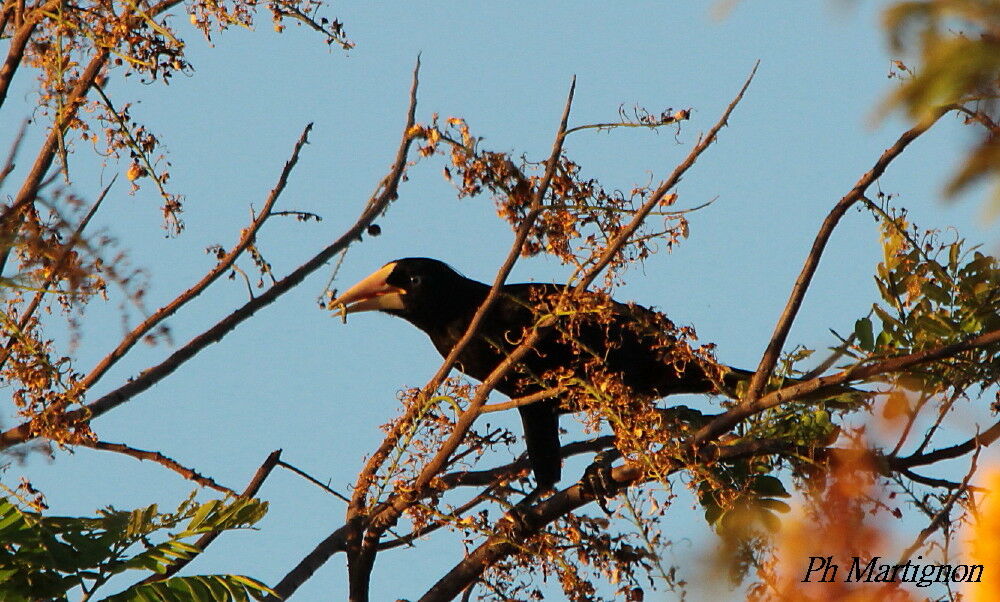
[330, 257, 761, 491]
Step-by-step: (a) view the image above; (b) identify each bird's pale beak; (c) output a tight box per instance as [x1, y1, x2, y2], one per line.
[330, 263, 406, 320]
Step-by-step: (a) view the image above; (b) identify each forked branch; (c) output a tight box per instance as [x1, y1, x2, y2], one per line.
[743, 107, 949, 403]
[0, 58, 421, 450]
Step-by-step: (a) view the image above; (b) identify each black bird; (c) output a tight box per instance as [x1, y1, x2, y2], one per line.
[331, 257, 755, 490]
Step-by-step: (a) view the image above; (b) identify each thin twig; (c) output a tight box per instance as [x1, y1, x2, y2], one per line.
[573, 61, 758, 294]
[0, 118, 28, 185]
[897, 445, 980, 563]
[83, 440, 237, 496]
[277, 459, 350, 504]
[377, 485, 499, 551]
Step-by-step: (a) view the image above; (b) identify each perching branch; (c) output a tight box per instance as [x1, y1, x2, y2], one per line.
[417, 437, 809, 601]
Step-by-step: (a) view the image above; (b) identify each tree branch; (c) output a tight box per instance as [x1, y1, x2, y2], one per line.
[478, 387, 566, 413]
[140, 449, 282, 585]
[893, 418, 1000, 470]
[573, 60, 758, 293]
[82, 440, 237, 496]
[897, 446, 979, 563]
[268, 433, 615, 601]
[277, 459, 351, 504]
[0, 0, 59, 110]
[417, 437, 806, 601]
[0, 62, 421, 450]
[743, 107, 948, 403]
[78, 123, 313, 393]
[265, 525, 353, 602]
[0, 49, 109, 274]
[695, 326, 1000, 445]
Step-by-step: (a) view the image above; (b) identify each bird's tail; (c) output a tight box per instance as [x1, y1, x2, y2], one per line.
[517, 399, 562, 490]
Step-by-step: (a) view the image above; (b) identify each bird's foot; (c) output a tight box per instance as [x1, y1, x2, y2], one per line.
[579, 457, 620, 515]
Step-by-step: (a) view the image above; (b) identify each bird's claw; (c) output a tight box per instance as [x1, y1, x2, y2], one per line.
[579, 461, 618, 515]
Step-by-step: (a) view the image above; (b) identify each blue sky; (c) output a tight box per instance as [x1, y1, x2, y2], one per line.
[3, 1, 998, 600]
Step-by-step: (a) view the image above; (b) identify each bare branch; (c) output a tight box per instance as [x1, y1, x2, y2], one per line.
[899, 468, 986, 493]
[264, 527, 352, 601]
[695, 326, 1000, 445]
[573, 61, 758, 293]
[82, 440, 237, 496]
[894, 419, 1000, 470]
[140, 449, 282, 585]
[744, 108, 948, 403]
[269, 431, 613, 602]
[0, 62, 422, 450]
[78, 123, 313, 393]
[277, 459, 351, 504]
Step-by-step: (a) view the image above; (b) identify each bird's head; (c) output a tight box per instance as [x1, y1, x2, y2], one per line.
[330, 258, 468, 325]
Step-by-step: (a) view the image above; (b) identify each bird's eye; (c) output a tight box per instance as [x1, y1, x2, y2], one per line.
[409, 274, 422, 287]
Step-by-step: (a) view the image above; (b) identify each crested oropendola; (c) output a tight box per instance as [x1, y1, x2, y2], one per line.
[330, 257, 759, 490]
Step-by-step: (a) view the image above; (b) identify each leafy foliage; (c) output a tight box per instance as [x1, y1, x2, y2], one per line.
[0, 493, 270, 600]
[883, 0, 1000, 208]
[850, 204, 1000, 396]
